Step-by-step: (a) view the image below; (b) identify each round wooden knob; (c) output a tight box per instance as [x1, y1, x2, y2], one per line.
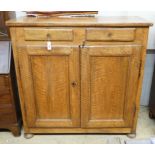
[108, 33, 112, 37]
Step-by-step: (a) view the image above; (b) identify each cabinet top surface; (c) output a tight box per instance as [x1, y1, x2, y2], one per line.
[6, 16, 153, 27]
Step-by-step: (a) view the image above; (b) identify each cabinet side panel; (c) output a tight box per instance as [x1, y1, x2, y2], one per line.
[9, 27, 30, 132]
[132, 28, 150, 133]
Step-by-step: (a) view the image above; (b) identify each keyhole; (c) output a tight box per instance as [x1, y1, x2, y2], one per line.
[71, 81, 77, 87]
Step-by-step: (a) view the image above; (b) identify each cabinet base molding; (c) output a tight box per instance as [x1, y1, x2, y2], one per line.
[25, 127, 132, 134]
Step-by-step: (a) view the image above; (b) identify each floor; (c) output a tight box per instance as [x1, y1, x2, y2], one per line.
[0, 106, 155, 144]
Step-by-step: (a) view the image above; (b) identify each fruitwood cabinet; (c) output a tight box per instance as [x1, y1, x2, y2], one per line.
[6, 16, 152, 136]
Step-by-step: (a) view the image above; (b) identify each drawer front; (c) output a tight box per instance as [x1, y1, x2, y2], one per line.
[24, 28, 73, 41]
[0, 76, 9, 89]
[86, 28, 136, 41]
[0, 104, 16, 123]
[0, 76, 11, 104]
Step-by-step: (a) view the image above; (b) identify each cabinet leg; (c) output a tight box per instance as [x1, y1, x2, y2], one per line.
[127, 133, 136, 138]
[149, 111, 154, 119]
[9, 126, 21, 137]
[24, 133, 34, 139]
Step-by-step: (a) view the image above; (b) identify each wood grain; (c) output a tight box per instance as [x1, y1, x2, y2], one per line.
[17, 46, 80, 128]
[28, 127, 131, 134]
[86, 28, 136, 41]
[0, 76, 11, 103]
[7, 16, 151, 134]
[0, 48, 21, 136]
[81, 45, 141, 128]
[6, 16, 153, 27]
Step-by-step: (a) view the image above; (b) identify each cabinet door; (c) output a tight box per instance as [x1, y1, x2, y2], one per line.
[81, 45, 141, 128]
[17, 45, 80, 128]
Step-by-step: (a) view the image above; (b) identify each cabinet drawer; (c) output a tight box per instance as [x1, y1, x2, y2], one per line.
[0, 104, 15, 123]
[86, 28, 136, 41]
[0, 76, 11, 104]
[24, 28, 73, 41]
[0, 89, 11, 104]
[0, 76, 9, 89]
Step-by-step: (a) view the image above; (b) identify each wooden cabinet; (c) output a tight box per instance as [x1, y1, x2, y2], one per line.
[6, 16, 152, 136]
[0, 11, 21, 137]
[0, 41, 21, 136]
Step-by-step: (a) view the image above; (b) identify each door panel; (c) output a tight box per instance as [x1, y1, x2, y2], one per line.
[81, 45, 141, 128]
[18, 46, 80, 128]
[31, 56, 70, 119]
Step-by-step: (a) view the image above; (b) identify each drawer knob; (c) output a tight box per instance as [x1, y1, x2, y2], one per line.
[108, 33, 112, 37]
[47, 33, 51, 40]
[71, 81, 77, 87]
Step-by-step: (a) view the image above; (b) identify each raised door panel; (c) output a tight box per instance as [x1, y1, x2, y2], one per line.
[81, 45, 141, 128]
[17, 45, 80, 128]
